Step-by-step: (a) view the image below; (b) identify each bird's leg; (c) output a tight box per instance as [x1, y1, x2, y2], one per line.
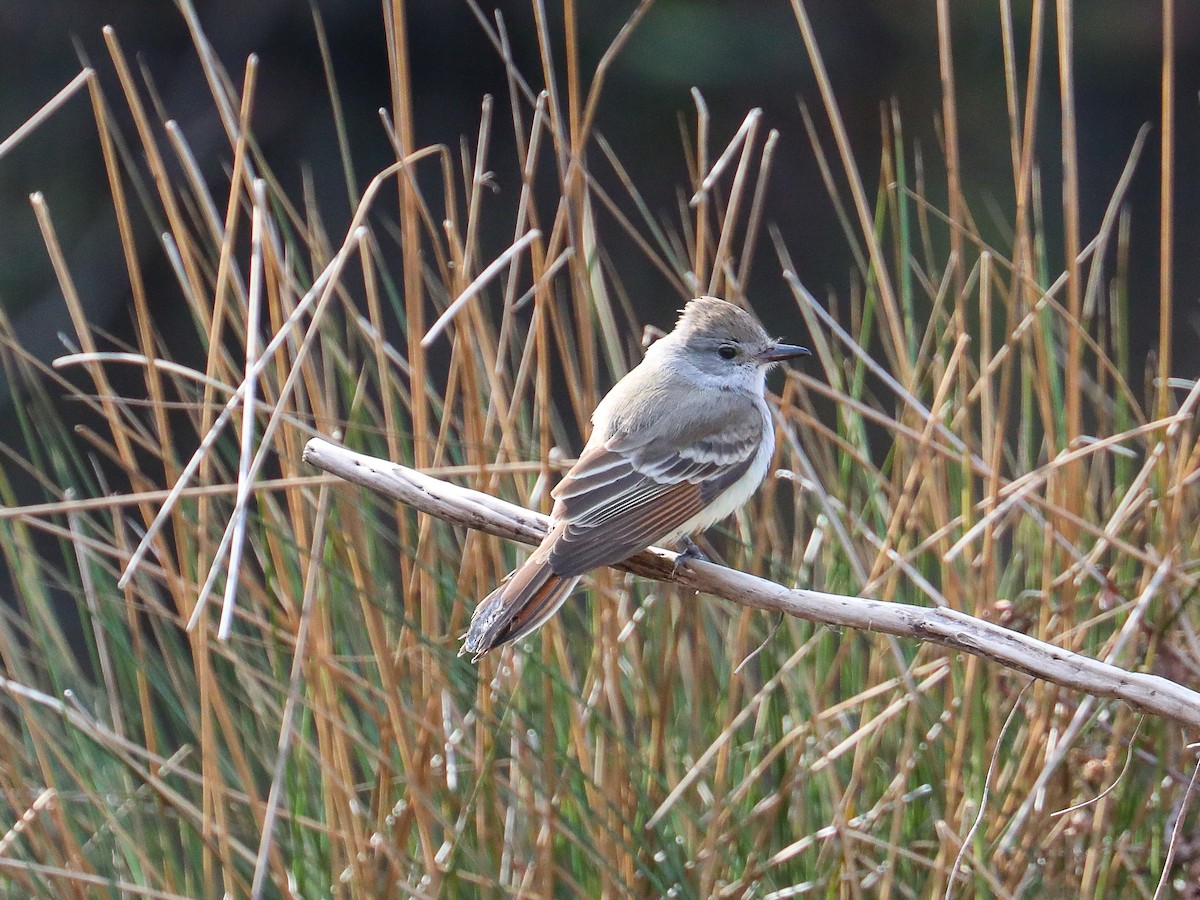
[675, 534, 708, 561]
[672, 534, 709, 575]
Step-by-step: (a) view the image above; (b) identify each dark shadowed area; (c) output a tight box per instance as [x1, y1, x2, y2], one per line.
[2, 1, 1197, 381]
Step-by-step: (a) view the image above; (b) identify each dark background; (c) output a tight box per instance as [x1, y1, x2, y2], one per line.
[1, 0, 1197, 392]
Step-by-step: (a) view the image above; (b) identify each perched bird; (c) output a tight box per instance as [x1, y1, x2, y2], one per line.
[464, 296, 809, 657]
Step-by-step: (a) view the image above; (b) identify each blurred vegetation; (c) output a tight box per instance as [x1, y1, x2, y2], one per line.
[0, 0, 1197, 897]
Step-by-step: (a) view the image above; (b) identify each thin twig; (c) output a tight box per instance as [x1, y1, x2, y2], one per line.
[250, 487, 329, 898]
[690, 107, 762, 205]
[1050, 715, 1143, 818]
[0, 68, 93, 160]
[945, 680, 1032, 900]
[217, 178, 267, 640]
[1153, 750, 1199, 899]
[67, 496, 124, 734]
[421, 229, 541, 348]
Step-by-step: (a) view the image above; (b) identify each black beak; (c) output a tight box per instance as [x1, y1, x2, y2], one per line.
[760, 342, 811, 363]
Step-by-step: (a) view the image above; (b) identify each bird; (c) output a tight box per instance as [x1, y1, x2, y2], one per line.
[463, 296, 809, 657]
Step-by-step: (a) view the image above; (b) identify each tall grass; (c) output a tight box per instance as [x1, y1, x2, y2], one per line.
[0, 1, 1196, 897]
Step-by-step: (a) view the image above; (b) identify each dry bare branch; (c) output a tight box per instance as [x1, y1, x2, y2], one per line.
[304, 437, 1200, 731]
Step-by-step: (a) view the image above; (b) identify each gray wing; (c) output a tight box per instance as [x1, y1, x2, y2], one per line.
[544, 392, 765, 576]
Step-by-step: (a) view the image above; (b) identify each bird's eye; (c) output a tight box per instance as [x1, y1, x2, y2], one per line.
[718, 344, 737, 360]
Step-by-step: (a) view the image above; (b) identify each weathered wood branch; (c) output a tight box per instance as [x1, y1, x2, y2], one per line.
[303, 437, 1200, 730]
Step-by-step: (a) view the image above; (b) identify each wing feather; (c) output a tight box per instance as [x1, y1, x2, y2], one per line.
[543, 400, 766, 577]
[465, 371, 770, 655]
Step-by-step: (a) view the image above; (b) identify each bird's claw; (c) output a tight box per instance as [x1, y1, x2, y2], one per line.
[672, 535, 708, 575]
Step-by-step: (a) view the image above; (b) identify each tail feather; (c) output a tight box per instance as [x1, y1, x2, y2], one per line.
[463, 557, 579, 657]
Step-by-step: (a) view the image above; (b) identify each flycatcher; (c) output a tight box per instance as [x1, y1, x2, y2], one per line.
[464, 296, 809, 657]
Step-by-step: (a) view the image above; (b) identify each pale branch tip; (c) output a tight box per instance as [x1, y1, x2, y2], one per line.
[303, 437, 1200, 731]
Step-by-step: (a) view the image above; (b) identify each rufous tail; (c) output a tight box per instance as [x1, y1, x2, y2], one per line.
[463, 557, 580, 658]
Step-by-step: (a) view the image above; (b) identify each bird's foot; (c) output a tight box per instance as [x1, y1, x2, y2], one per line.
[672, 535, 708, 575]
